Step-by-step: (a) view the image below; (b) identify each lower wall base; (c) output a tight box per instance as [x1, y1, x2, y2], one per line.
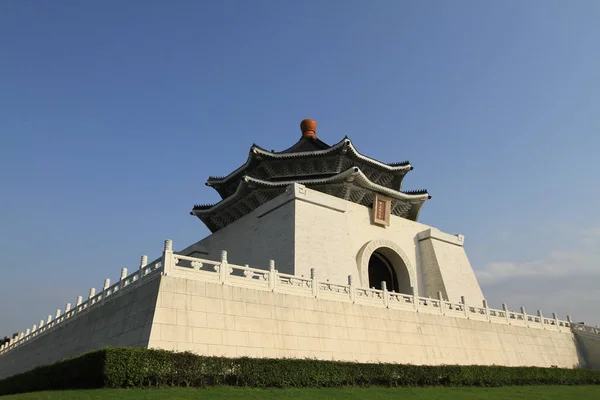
[149, 276, 584, 368]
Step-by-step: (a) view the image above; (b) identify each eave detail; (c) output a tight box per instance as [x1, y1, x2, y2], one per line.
[206, 137, 412, 199]
[192, 167, 430, 233]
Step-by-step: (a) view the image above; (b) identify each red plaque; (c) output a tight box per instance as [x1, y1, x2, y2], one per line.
[373, 194, 391, 226]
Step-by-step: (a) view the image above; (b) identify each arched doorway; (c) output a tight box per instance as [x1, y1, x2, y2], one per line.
[366, 247, 412, 294]
[357, 239, 417, 296]
[368, 252, 398, 291]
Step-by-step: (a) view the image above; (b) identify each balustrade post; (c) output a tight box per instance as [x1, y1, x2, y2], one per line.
[46, 315, 52, 325]
[482, 299, 490, 321]
[88, 288, 96, 308]
[120, 268, 128, 290]
[162, 240, 173, 277]
[381, 281, 389, 308]
[25, 328, 30, 338]
[502, 303, 510, 324]
[219, 250, 229, 284]
[537, 309, 544, 328]
[311, 268, 318, 298]
[437, 291, 445, 315]
[65, 303, 71, 318]
[32, 324, 37, 333]
[461, 296, 469, 318]
[521, 306, 527, 324]
[268, 260, 276, 291]
[39, 319, 44, 329]
[348, 275, 356, 303]
[102, 279, 110, 302]
[139, 255, 148, 281]
[411, 287, 419, 312]
[552, 312, 559, 328]
[75, 296, 82, 313]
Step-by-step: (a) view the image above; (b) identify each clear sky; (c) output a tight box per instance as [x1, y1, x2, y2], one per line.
[1, 1, 599, 336]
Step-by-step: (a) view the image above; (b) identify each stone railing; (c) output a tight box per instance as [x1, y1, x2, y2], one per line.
[0, 239, 576, 356]
[162, 241, 574, 331]
[0, 245, 165, 356]
[572, 323, 600, 335]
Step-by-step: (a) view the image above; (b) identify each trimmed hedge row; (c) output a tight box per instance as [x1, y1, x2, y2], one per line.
[1, 347, 599, 395]
[0, 349, 106, 395]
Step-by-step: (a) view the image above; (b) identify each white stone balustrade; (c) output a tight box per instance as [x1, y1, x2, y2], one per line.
[572, 323, 600, 335]
[0, 238, 582, 357]
[0, 242, 166, 356]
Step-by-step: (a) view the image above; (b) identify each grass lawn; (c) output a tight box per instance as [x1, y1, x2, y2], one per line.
[1, 386, 599, 400]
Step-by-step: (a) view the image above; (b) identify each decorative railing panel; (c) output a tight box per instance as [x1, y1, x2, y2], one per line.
[318, 281, 351, 301]
[355, 288, 384, 307]
[388, 292, 414, 307]
[276, 272, 313, 297]
[173, 254, 221, 282]
[227, 263, 270, 290]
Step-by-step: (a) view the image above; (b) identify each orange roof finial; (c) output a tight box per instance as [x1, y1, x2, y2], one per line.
[300, 118, 317, 139]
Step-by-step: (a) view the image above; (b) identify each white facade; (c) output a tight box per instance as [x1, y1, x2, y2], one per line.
[181, 183, 484, 305]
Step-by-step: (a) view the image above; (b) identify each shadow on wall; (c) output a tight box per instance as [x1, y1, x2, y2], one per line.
[368, 248, 412, 294]
[573, 326, 600, 370]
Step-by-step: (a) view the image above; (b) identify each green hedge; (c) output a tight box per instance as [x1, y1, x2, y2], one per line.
[0, 349, 106, 395]
[1, 347, 599, 395]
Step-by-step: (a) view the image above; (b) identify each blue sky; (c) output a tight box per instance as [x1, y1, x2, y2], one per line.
[1, 1, 599, 335]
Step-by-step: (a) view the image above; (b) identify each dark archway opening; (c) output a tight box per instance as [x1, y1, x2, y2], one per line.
[368, 252, 399, 291]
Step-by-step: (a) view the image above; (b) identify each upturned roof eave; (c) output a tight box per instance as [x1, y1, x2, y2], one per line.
[192, 167, 430, 217]
[205, 137, 347, 186]
[240, 167, 429, 200]
[206, 137, 412, 187]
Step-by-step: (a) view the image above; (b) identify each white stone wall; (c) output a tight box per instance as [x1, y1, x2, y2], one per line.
[180, 191, 296, 275]
[417, 238, 446, 299]
[417, 229, 485, 304]
[292, 184, 483, 302]
[149, 274, 582, 368]
[0, 276, 160, 379]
